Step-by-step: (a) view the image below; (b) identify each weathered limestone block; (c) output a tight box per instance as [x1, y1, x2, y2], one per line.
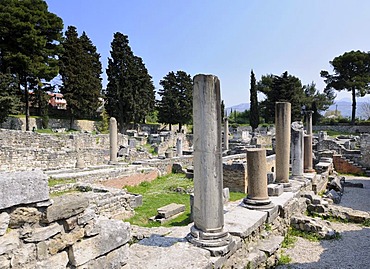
[0, 170, 49, 210]
[69, 219, 130, 266]
[0, 212, 10, 236]
[47, 227, 85, 255]
[9, 207, 42, 228]
[0, 255, 10, 268]
[45, 193, 89, 223]
[23, 223, 62, 243]
[77, 207, 96, 225]
[36, 241, 48, 260]
[0, 230, 20, 255]
[10, 243, 36, 269]
[35, 251, 69, 269]
[76, 244, 129, 269]
[157, 203, 185, 219]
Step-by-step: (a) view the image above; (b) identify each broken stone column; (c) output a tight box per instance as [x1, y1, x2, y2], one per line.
[109, 117, 118, 164]
[243, 148, 273, 209]
[306, 111, 313, 135]
[187, 74, 233, 256]
[304, 134, 315, 172]
[176, 138, 183, 157]
[291, 121, 304, 180]
[224, 117, 229, 151]
[275, 102, 291, 186]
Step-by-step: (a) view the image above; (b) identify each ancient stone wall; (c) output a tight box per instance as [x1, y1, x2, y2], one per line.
[0, 129, 128, 171]
[223, 155, 276, 193]
[359, 133, 370, 168]
[0, 170, 133, 269]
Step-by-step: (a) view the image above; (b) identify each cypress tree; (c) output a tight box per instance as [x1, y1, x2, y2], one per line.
[249, 70, 259, 131]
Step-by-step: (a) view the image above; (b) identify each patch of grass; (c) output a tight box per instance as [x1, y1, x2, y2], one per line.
[265, 223, 272, 232]
[282, 229, 297, 248]
[36, 129, 55, 134]
[50, 189, 78, 197]
[229, 191, 246, 201]
[289, 227, 321, 242]
[362, 219, 370, 227]
[125, 174, 193, 227]
[48, 177, 76, 187]
[278, 251, 292, 265]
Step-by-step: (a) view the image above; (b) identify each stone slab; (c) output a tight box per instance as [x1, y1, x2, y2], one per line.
[224, 206, 267, 238]
[0, 212, 10, 236]
[0, 230, 20, 255]
[45, 193, 89, 223]
[157, 203, 185, 219]
[268, 184, 284, 196]
[128, 238, 212, 269]
[35, 251, 69, 269]
[69, 219, 130, 266]
[0, 170, 49, 210]
[269, 192, 295, 209]
[257, 235, 284, 255]
[24, 223, 62, 243]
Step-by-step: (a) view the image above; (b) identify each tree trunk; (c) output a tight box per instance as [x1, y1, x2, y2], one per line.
[178, 123, 182, 133]
[351, 88, 356, 125]
[24, 81, 30, 131]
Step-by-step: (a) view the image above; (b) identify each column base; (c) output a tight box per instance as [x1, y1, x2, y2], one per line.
[186, 225, 235, 256]
[291, 175, 305, 181]
[242, 197, 275, 210]
[304, 168, 316, 173]
[108, 160, 119, 165]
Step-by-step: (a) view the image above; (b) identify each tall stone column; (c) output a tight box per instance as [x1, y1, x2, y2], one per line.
[275, 102, 291, 186]
[243, 148, 273, 209]
[109, 117, 118, 164]
[187, 74, 233, 256]
[306, 111, 313, 135]
[291, 121, 304, 180]
[304, 135, 315, 172]
[176, 137, 183, 157]
[224, 118, 229, 151]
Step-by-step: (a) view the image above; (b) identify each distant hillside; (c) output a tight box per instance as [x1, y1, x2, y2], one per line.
[226, 99, 369, 118]
[226, 103, 250, 115]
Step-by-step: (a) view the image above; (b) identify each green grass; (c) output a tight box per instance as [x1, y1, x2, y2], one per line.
[50, 189, 78, 197]
[362, 219, 370, 227]
[229, 191, 246, 201]
[125, 174, 193, 227]
[278, 252, 292, 265]
[124, 173, 246, 227]
[48, 177, 76, 187]
[282, 229, 298, 248]
[36, 128, 55, 134]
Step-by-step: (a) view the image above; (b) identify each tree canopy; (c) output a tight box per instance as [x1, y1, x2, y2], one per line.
[105, 32, 155, 131]
[59, 26, 102, 125]
[0, 73, 21, 123]
[257, 71, 305, 123]
[0, 0, 63, 130]
[157, 71, 193, 131]
[321, 50, 370, 124]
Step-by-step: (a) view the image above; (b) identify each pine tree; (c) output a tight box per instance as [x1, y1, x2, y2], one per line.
[60, 26, 102, 127]
[0, 0, 63, 130]
[105, 32, 155, 131]
[157, 71, 193, 131]
[249, 70, 259, 131]
[0, 72, 21, 123]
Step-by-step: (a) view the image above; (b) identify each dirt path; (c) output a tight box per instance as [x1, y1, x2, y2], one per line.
[277, 176, 370, 269]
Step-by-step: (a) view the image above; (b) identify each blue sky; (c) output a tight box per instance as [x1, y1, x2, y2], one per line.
[46, 0, 370, 107]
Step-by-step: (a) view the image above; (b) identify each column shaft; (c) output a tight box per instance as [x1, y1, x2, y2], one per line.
[109, 117, 118, 164]
[291, 122, 304, 178]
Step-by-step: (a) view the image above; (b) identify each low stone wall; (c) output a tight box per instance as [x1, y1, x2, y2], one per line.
[360, 133, 370, 168]
[223, 155, 276, 193]
[0, 170, 133, 269]
[313, 125, 370, 133]
[0, 129, 128, 171]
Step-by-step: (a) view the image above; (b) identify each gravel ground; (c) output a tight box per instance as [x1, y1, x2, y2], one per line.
[276, 176, 370, 269]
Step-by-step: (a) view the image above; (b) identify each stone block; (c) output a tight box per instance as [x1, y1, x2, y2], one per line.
[37, 241, 48, 260]
[35, 251, 69, 269]
[129, 194, 143, 209]
[76, 244, 129, 269]
[0, 255, 10, 268]
[0, 170, 49, 210]
[24, 223, 62, 243]
[268, 184, 283, 196]
[157, 203, 185, 219]
[257, 235, 284, 255]
[9, 207, 42, 228]
[267, 172, 275, 184]
[77, 207, 96, 225]
[10, 243, 36, 268]
[45, 193, 89, 223]
[48, 227, 85, 255]
[69, 220, 130, 266]
[0, 230, 20, 255]
[0, 212, 10, 236]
